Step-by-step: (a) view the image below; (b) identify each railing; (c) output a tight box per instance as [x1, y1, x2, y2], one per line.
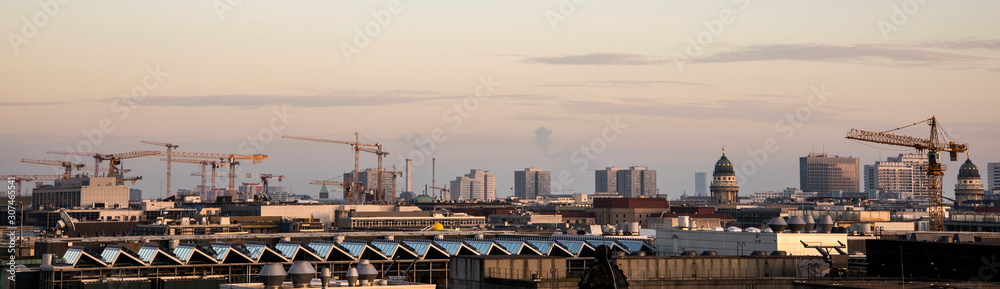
[486, 267, 570, 281]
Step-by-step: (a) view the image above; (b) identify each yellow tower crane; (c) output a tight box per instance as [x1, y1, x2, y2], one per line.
[846, 116, 968, 231]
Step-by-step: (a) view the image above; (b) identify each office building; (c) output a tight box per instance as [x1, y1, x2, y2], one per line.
[31, 176, 129, 210]
[799, 153, 859, 193]
[450, 169, 496, 201]
[710, 150, 739, 204]
[955, 157, 985, 206]
[616, 166, 657, 197]
[595, 167, 622, 194]
[514, 168, 551, 199]
[865, 153, 943, 200]
[594, 166, 656, 197]
[695, 172, 708, 196]
[129, 188, 142, 202]
[988, 162, 1000, 193]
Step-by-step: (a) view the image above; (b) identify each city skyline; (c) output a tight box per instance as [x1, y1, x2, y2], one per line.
[2, 1, 999, 199]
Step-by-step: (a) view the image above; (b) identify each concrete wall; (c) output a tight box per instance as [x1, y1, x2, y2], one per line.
[615, 256, 819, 280]
[451, 256, 567, 289]
[656, 229, 848, 256]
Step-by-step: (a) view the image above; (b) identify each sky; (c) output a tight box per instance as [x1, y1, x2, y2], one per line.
[2, 1, 999, 200]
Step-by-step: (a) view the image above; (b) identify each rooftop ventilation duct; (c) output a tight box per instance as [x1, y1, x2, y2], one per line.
[319, 268, 331, 289]
[818, 215, 835, 233]
[768, 217, 788, 233]
[358, 259, 378, 286]
[346, 267, 359, 286]
[258, 263, 287, 289]
[803, 215, 816, 233]
[288, 261, 316, 288]
[787, 216, 806, 233]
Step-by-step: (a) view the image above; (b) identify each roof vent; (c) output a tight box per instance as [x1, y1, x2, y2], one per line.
[803, 215, 816, 233]
[258, 263, 287, 289]
[787, 216, 806, 233]
[346, 267, 359, 286]
[817, 215, 835, 233]
[768, 217, 788, 233]
[288, 261, 316, 288]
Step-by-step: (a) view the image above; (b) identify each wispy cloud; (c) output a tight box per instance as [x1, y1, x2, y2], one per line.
[524, 53, 665, 65]
[702, 43, 988, 63]
[540, 80, 706, 88]
[0, 101, 71, 106]
[917, 38, 1000, 51]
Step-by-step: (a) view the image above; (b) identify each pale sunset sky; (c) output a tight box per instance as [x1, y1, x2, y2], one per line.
[2, 1, 998, 199]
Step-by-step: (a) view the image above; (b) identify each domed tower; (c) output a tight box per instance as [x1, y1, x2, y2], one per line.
[955, 154, 984, 206]
[710, 147, 739, 204]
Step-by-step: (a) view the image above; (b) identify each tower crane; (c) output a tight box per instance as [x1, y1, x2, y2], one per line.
[192, 172, 284, 201]
[430, 185, 449, 201]
[20, 159, 85, 178]
[161, 158, 222, 200]
[357, 146, 394, 202]
[0, 175, 62, 197]
[846, 116, 968, 231]
[141, 140, 179, 198]
[282, 133, 381, 204]
[47, 150, 160, 183]
[310, 180, 353, 200]
[162, 152, 267, 196]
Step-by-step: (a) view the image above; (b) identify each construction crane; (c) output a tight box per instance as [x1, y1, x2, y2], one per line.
[162, 152, 268, 196]
[0, 175, 62, 197]
[161, 158, 222, 200]
[357, 146, 394, 202]
[846, 116, 968, 231]
[20, 159, 85, 178]
[282, 133, 381, 204]
[141, 140, 179, 198]
[430, 185, 449, 201]
[191, 172, 283, 201]
[47, 150, 160, 183]
[309, 180, 353, 201]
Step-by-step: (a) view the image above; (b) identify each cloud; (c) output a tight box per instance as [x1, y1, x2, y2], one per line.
[0, 101, 71, 106]
[918, 38, 1000, 51]
[701, 43, 988, 63]
[533, 126, 553, 155]
[524, 53, 665, 65]
[540, 80, 706, 88]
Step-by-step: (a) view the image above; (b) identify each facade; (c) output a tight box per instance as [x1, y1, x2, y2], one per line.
[594, 167, 622, 194]
[129, 188, 142, 202]
[513, 168, 551, 199]
[710, 151, 739, 204]
[31, 177, 130, 210]
[865, 153, 946, 200]
[586, 198, 668, 226]
[450, 169, 496, 201]
[955, 157, 985, 206]
[799, 153, 860, 193]
[989, 162, 1000, 193]
[694, 172, 708, 196]
[655, 228, 849, 256]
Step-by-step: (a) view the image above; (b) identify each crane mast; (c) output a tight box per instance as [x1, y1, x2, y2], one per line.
[846, 116, 967, 231]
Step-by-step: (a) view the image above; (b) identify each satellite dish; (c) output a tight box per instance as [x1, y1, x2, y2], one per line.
[59, 209, 77, 232]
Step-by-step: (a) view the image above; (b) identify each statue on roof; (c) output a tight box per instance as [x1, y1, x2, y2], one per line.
[578, 245, 628, 289]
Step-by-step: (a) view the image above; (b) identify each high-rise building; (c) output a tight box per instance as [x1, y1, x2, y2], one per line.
[988, 162, 1000, 193]
[864, 153, 943, 200]
[595, 167, 622, 194]
[129, 188, 142, 202]
[514, 168, 551, 199]
[595, 166, 656, 197]
[343, 168, 397, 198]
[450, 169, 496, 201]
[695, 172, 708, 196]
[955, 156, 985, 206]
[799, 153, 859, 193]
[32, 177, 129, 210]
[617, 166, 657, 198]
[710, 150, 739, 204]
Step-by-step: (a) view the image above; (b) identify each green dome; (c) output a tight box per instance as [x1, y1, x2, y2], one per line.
[958, 158, 980, 179]
[413, 195, 436, 202]
[714, 153, 735, 175]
